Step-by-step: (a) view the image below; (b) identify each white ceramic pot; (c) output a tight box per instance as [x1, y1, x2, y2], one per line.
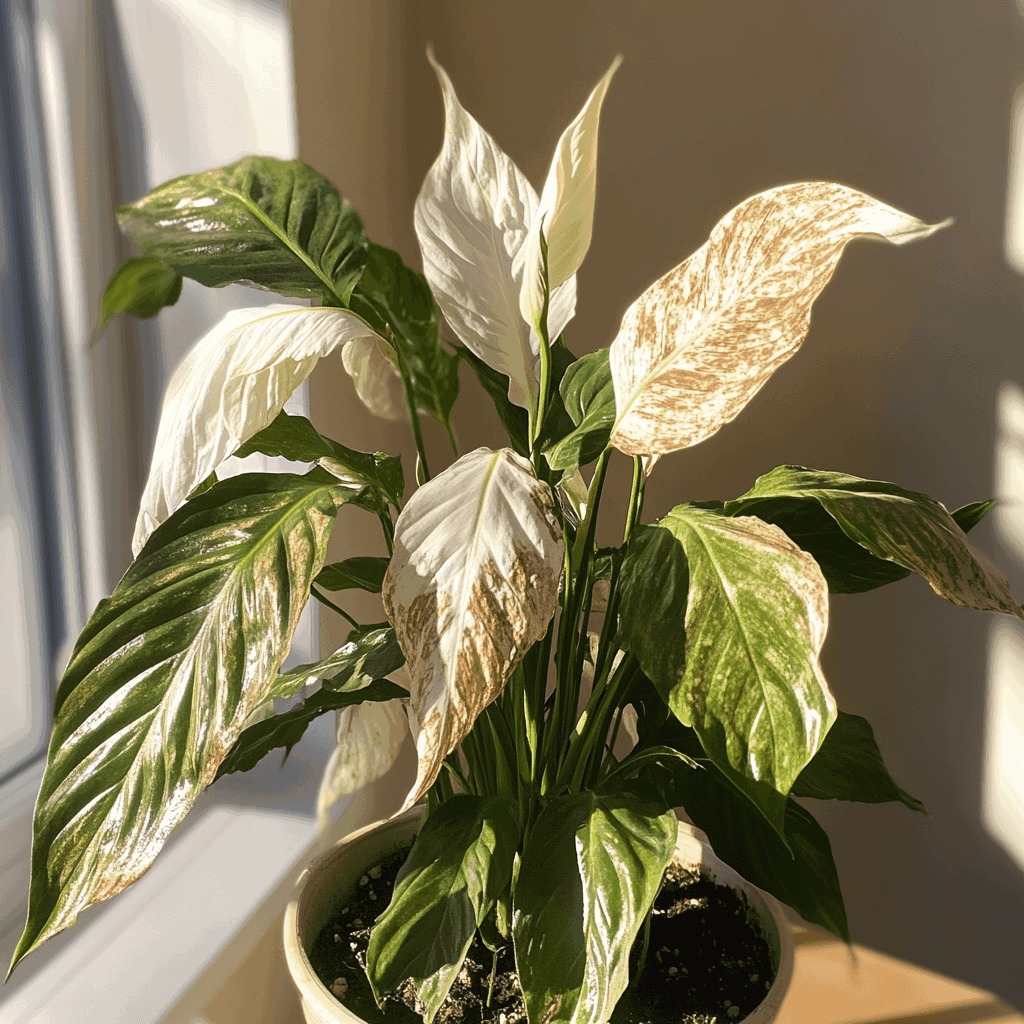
[283, 810, 794, 1024]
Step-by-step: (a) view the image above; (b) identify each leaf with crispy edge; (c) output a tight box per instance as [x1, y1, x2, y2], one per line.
[608, 184, 947, 466]
[383, 448, 563, 808]
[11, 471, 349, 972]
[117, 156, 367, 304]
[367, 795, 520, 1022]
[133, 304, 389, 554]
[617, 504, 836, 834]
[724, 467, 1021, 616]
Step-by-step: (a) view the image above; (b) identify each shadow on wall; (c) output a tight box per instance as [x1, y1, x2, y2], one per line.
[293, 0, 1024, 1006]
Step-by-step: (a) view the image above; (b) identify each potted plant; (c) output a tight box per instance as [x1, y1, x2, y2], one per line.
[9, 54, 1022, 1024]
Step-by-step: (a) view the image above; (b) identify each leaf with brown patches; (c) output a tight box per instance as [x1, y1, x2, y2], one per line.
[11, 471, 349, 973]
[608, 183, 949, 464]
[383, 448, 563, 807]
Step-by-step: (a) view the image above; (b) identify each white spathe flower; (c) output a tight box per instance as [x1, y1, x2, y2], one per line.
[133, 303, 385, 555]
[414, 52, 619, 411]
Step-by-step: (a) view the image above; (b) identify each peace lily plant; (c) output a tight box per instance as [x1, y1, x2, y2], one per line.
[11, 54, 1023, 1024]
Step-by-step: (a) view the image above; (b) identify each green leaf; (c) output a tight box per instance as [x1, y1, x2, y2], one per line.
[544, 349, 615, 473]
[99, 257, 182, 329]
[725, 468, 1019, 613]
[513, 786, 677, 1024]
[366, 795, 519, 1022]
[117, 156, 368, 304]
[216, 676, 405, 779]
[617, 505, 837, 836]
[236, 411, 403, 510]
[793, 711, 924, 812]
[640, 727, 848, 939]
[315, 556, 390, 594]
[11, 471, 350, 972]
[459, 347, 530, 454]
[349, 243, 460, 429]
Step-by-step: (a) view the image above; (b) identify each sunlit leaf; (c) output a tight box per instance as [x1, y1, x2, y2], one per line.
[11, 471, 348, 971]
[342, 334, 407, 421]
[99, 257, 181, 329]
[383, 448, 563, 807]
[367, 795, 519, 1022]
[117, 156, 367, 304]
[133, 304, 386, 554]
[608, 184, 948, 464]
[725, 467, 1022, 616]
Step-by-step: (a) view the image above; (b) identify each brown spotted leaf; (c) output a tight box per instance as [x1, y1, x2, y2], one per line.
[383, 448, 563, 806]
[608, 183, 948, 464]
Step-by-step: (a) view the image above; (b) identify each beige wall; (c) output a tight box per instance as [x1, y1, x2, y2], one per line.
[292, 0, 1024, 1005]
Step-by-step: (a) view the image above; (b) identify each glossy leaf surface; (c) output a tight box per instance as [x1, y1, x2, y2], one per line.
[117, 156, 367, 304]
[544, 349, 616, 473]
[383, 448, 563, 807]
[12, 471, 348, 970]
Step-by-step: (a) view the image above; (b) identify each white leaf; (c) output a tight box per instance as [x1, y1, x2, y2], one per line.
[134, 303, 382, 554]
[342, 334, 407, 421]
[317, 698, 409, 827]
[383, 447, 563, 807]
[517, 58, 620, 330]
[608, 183, 949, 465]
[415, 54, 542, 410]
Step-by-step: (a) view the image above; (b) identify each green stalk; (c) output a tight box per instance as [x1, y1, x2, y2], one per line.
[528, 231, 552, 453]
[390, 328, 431, 483]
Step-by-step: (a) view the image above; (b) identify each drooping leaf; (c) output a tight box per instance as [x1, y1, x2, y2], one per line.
[792, 711, 924, 811]
[617, 505, 836, 833]
[544, 349, 615, 473]
[637, 727, 848, 939]
[383, 448, 563, 807]
[236, 411, 404, 511]
[367, 795, 520, 1022]
[316, 556, 390, 594]
[516, 58, 620, 331]
[99, 257, 182, 329]
[11, 471, 349, 971]
[414, 54, 575, 411]
[349, 243, 460, 429]
[341, 334, 408, 421]
[216, 678, 405, 780]
[725, 467, 1021, 616]
[513, 784, 676, 1024]
[117, 156, 367, 304]
[133, 305, 389, 554]
[317, 698, 410, 823]
[608, 184, 947, 464]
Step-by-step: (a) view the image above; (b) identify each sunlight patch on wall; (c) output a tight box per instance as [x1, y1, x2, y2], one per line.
[1004, 84, 1024, 274]
[983, 381, 1024, 872]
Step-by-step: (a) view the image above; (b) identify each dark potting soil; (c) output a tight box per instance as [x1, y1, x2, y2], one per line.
[309, 849, 774, 1024]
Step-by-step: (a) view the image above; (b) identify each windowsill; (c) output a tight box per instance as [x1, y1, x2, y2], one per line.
[0, 715, 396, 1024]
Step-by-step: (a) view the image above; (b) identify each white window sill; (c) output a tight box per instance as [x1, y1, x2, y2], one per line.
[0, 717, 402, 1024]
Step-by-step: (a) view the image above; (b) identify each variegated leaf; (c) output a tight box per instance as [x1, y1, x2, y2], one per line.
[608, 183, 948, 463]
[317, 698, 409, 825]
[134, 304, 385, 554]
[414, 54, 575, 411]
[341, 334, 407, 421]
[383, 448, 563, 806]
[517, 58, 620, 330]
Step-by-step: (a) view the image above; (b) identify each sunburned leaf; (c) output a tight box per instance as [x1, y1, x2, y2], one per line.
[367, 795, 520, 1022]
[383, 448, 563, 807]
[513, 783, 676, 1024]
[544, 349, 616, 474]
[617, 505, 836, 834]
[11, 472, 349, 971]
[725, 467, 1022, 616]
[236, 411, 403, 511]
[608, 183, 948, 465]
[117, 156, 367, 304]
[415, 53, 575, 411]
[516, 58, 620, 331]
[792, 711, 924, 812]
[315, 556, 390, 594]
[133, 305, 387, 554]
[99, 257, 182, 329]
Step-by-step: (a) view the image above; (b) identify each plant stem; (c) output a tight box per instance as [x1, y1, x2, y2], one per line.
[528, 232, 552, 453]
[390, 327, 431, 482]
[310, 585, 359, 628]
